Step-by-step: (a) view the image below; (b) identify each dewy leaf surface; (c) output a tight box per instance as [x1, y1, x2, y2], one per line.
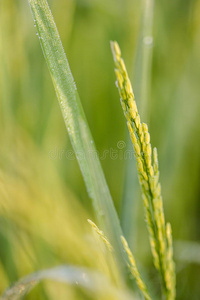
[27, 0, 126, 272]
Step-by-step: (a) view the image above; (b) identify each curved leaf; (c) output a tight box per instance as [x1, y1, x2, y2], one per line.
[0, 266, 133, 300]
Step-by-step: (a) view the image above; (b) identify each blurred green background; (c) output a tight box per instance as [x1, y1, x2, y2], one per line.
[0, 0, 200, 299]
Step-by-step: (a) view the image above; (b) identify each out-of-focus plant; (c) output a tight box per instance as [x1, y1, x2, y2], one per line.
[0, 1, 177, 299]
[1, 0, 200, 299]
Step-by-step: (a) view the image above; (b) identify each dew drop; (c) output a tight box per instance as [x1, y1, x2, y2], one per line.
[143, 36, 153, 46]
[99, 211, 105, 217]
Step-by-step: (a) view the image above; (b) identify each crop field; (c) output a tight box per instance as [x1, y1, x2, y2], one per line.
[0, 1, 200, 299]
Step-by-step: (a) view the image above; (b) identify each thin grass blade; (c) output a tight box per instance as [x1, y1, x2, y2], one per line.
[121, 0, 154, 246]
[26, 0, 127, 274]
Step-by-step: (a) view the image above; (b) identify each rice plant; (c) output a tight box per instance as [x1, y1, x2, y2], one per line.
[1, 0, 200, 299]
[111, 41, 176, 299]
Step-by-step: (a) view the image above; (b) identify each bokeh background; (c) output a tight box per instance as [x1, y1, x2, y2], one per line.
[0, 0, 200, 299]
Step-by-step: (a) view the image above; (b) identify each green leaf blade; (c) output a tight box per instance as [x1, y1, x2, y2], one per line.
[27, 0, 127, 275]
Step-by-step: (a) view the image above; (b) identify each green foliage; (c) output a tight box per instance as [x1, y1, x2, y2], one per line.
[27, 0, 127, 276]
[0, 0, 200, 299]
[1, 266, 133, 300]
